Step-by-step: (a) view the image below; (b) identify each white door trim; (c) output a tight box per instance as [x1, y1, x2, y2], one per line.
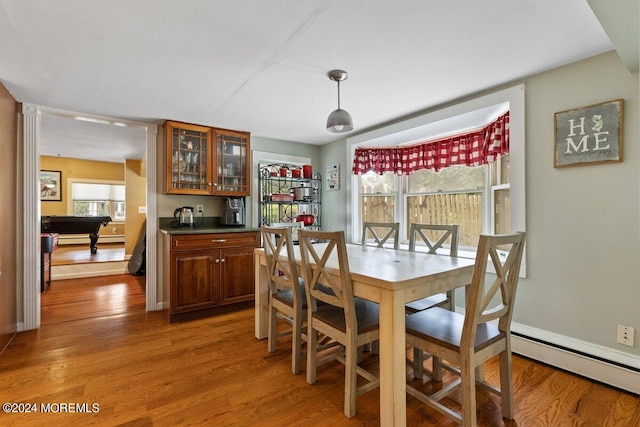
[21, 104, 159, 330]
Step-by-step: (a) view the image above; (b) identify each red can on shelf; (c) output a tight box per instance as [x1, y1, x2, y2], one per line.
[302, 164, 312, 178]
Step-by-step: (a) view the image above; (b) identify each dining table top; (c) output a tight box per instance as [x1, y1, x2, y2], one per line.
[260, 241, 476, 293]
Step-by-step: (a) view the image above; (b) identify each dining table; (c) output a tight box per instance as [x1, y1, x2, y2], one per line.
[254, 242, 476, 426]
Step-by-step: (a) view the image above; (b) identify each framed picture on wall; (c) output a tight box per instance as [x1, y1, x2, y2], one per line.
[554, 99, 623, 167]
[40, 170, 62, 201]
[326, 163, 340, 191]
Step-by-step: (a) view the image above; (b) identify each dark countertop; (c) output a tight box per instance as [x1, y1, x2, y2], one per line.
[159, 216, 260, 235]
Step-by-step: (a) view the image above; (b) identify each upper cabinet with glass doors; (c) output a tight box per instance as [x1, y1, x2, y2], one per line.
[213, 129, 250, 196]
[165, 121, 251, 196]
[166, 121, 214, 195]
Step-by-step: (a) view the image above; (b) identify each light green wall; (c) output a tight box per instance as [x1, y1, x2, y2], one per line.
[517, 50, 638, 355]
[318, 138, 348, 233]
[317, 51, 640, 363]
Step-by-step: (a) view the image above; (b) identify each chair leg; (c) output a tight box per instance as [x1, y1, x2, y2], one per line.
[499, 349, 515, 419]
[447, 290, 456, 312]
[268, 304, 277, 353]
[306, 321, 318, 385]
[344, 341, 358, 418]
[412, 347, 424, 378]
[432, 356, 443, 381]
[371, 340, 379, 355]
[291, 314, 302, 375]
[460, 359, 477, 427]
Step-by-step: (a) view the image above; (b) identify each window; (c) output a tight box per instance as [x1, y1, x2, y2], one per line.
[348, 84, 525, 273]
[359, 160, 504, 252]
[491, 154, 510, 235]
[360, 171, 396, 224]
[71, 182, 125, 221]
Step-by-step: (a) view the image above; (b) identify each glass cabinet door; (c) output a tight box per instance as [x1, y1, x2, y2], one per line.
[166, 121, 213, 195]
[214, 130, 250, 196]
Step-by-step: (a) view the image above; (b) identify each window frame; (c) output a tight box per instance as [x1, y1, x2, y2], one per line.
[347, 84, 526, 276]
[359, 165, 494, 254]
[67, 178, 126, 222]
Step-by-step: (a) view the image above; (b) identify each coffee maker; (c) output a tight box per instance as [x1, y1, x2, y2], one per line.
[221, 197, 245, 226]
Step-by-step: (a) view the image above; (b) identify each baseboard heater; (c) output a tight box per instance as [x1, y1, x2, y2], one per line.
[511, 331, 639, 395]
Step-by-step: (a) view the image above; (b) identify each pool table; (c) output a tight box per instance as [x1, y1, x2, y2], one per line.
[41, 215, 112, 254]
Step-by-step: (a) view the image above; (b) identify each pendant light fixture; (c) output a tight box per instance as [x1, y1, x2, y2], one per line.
[326, 69, 353, 133]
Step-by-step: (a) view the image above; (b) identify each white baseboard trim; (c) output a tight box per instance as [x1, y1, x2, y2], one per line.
[511, 322, 640, 395]
[57, 235, 124, 245]
[51, 261, 129, 280]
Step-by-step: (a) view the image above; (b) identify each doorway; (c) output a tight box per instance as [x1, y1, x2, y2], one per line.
[22, 104, 159, 330]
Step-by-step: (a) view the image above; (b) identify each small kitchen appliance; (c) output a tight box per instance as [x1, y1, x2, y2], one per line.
[174, 206, 195, 227]
[221, 197, 245, 226]
[173, 206, 204, 228]
[292, 183, 313, 201]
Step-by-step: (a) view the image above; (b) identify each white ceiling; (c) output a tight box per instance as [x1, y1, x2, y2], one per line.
[0, 0, 633, 163]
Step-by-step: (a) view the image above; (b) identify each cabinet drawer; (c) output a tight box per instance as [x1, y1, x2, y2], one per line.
[171, 232, 259, 250]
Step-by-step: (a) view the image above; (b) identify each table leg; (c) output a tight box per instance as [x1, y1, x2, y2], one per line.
[89, 232, 99, 254]
[254, 254, 269, 339]
[378, 288, 407, 426]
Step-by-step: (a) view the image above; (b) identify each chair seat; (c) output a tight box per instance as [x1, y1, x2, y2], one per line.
[312, 298, 379, 334]
[405, 293, 448, 313]
[406, 307, 505, 353]
[273, 284, 308, 309]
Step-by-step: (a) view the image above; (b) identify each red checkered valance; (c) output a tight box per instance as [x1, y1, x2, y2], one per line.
[352, 111, 509, 175]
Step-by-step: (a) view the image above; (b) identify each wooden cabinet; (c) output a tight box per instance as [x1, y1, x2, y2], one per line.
[163, 231, 260, 322]
[213, 129, 250, 196]
[165, 121, 214, 195]
[165, 121, 251, 196]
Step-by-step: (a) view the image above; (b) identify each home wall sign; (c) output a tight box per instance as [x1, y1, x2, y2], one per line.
[554, 99, 623, 168]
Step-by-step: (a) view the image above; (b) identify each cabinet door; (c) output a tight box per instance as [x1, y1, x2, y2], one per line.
[166, 121, 214, 195]
[171, 250, 218, 312]
[218, 246, 255, 305]
[214, 129, 250, 196]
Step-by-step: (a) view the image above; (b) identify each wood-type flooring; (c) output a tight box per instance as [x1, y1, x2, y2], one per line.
[1, 275, 639, 426]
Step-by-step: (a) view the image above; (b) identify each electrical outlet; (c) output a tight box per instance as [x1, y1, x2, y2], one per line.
[196, 204, 204, 214]
[617, 324, 635, 347]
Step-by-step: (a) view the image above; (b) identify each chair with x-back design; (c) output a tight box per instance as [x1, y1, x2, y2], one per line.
[299, 229, 380, 418]
[405, 232, 526, 427]
[262, 225, 307, 374]
[361, 222, 400, 249]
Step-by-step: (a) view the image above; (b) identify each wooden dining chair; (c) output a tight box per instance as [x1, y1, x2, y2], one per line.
[405, 223, 460, 313]
[361, 222, 399, 249]
[405, 232, 526, 427]
[298, 229, 380, 418]
[261, 225, 307, 375]
[406, 223, 460, 378]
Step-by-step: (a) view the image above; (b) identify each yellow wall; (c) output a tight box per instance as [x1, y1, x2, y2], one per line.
[39, 156, 147, 255]
[125, 159, 146, 255]
[40, 156, 125, 216]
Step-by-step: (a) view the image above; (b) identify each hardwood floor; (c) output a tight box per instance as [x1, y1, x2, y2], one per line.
[1, 305, 638, 426]
[41, 243, 144, 325]
[51, 243, 126, 266]
[40, 274, 146, 325]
